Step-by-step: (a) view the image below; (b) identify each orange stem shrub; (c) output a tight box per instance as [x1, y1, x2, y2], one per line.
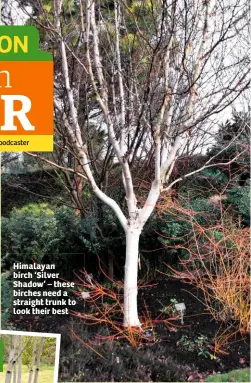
[158, 197, 250, 335]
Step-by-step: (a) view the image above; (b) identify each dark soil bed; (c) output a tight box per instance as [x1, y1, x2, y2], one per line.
[10, 279, 250, 382]
[138, 279, 249, 374]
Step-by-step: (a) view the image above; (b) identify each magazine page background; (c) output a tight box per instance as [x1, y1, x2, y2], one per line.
[0, 1, 250, 383]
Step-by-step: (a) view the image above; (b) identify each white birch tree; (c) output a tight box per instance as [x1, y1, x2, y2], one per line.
[19, 0, 250, 327]
[5, 335, 18, 383]
[4, 336, 31, 383]
[33, 337, 45, 383]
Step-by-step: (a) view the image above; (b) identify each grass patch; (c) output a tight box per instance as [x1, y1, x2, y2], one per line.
[0, 364, 54, 383]
[206, 368, 250, 382]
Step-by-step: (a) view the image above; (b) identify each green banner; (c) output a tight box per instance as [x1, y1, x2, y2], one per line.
[0, 26, 52, 61]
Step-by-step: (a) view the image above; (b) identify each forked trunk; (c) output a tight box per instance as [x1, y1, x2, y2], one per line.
[123, 228, 141, 327]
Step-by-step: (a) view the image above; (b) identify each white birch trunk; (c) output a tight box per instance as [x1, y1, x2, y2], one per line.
[123, 227, 141, 327]
[27, 339, 37, 383]
[33, 338, 45, 383]
[13, 362, 17, 383]
[5, 336, 18, 383]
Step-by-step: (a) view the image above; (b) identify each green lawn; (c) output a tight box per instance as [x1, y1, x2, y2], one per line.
[0, 364, 54, 383]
